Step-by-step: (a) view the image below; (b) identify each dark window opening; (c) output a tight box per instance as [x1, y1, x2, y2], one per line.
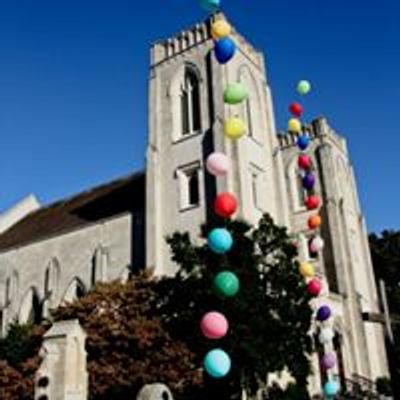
[181, 70, 201, 136]
[188, 171, 200, 206]
[44, 268, 50, 295]
[91, 257, 97, 288]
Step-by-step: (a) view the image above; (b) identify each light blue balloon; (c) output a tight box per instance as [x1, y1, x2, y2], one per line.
[199, 0, 220, 12]
[204, 349, 231, 378]
[208, 228, 233, 254]
[323, 380, 340, 397]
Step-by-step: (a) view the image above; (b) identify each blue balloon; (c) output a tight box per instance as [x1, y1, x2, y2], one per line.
[323, 380, 340, 397]
[204, 349, 231, 378]
[214, 38, 236, 64]
[208, 228, 233, 254]
[297, 135, 310, 151]
[199, 0, 220, 12]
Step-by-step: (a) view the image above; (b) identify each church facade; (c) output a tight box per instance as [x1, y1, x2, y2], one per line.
[0, 13, 388, 395]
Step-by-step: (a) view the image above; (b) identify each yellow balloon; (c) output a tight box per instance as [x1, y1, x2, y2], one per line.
[224, 117, 246, 140]
[299, 262, 315, 278]
[211, 20, 232, 40]
[288, 118, 302, 133]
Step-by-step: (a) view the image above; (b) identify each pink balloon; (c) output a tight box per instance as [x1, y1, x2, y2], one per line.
[206, 153, 230, 176]
[200, 311, 229, 340]
[310, 236, 325, 253]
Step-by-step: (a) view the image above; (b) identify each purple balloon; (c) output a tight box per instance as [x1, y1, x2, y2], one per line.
[302, 173, 316, 190]
[317, 305, 332, 322]
[321, 352, 337, 370]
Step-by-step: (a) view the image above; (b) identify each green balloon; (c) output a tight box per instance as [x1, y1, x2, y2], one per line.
[214, 271, 240, 297]
[223, 83, 248, 105]
[297, 80, 311, 95]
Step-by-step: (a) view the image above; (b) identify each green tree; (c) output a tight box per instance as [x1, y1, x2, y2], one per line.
[156, 214, 314, 399]
[369, 230, 400, 396]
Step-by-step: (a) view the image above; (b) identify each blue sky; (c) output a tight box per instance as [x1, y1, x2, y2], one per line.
[0, 0, 399, 232]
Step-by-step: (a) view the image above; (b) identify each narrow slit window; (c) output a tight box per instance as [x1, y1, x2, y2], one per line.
[188, 170, 200, 206]
[181, 70, 201, 136]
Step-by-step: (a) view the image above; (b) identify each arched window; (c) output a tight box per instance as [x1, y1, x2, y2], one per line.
[19, 288, 42, 324]
[244, 98, 253, 137]
[180, 70, 201, 135]
[63, 278, 87, 304]
[238, 65, 263, 142]
[4, 271, 19, 308]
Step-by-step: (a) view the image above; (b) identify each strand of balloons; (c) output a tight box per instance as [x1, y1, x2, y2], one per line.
[198, 0, 249, 381]
[289, 82, 340, 399]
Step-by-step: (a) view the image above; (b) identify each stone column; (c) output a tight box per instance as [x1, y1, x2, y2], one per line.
[35, 319, 88, 400]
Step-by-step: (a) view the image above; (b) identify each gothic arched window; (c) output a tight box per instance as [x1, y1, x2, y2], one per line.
[180, 70, 201, 136]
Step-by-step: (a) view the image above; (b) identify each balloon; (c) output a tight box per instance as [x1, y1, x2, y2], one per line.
[211, 20, 231, 40]
[297, 135, 310, 151]
[319, 327, 335, 344]
[288, 118, 302, 133]
[289, 102, 303, 117]
[302, 173, 316, 190]
[299, 262, 315, 279]
[310, 236, 324, 253]
[214, 38, 236, 64]
[214, 271, 240, 297]
[224, 83, 248, 105]
[304, 195, 321, 210]
[297, 80, 312, 95]
[307, 278, 322, 297]
[208, 228, 233, 254]
[199, 0, 220, 12]
[321, 352, 337, 370]
[317, 305, 332, 322]
[298, 154, 312, 170]
[224, 117, 246, 140]
[206, 152, 230, 176]
[308, 215, 322, 230]
[204, 349, 231, 378]
[323, 380, 340, 397]
[214, 193, 238, 218]
[200, 312, 229, 339]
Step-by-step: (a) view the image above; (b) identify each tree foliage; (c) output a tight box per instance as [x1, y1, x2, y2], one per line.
[369, 230, 400, 395]
[52, 278, 202, 400]
[156, 214, 313, 399]
[0, 323, 46, 400]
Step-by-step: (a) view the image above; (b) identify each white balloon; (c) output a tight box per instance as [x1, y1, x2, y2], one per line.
[319, 327, 335, 345]
[206, 152, 230, 176]
[310, 236, 325, 253]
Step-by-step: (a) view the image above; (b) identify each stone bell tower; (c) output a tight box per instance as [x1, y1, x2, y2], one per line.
[146, 13, 289, 275]
[279, 118, 389, 390]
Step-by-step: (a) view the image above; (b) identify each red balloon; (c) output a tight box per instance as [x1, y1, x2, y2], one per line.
[307, 278, 322, 297]
[298, 154, 312, 170]
[214, 193, 238, 218]
[289, 102, 303, 117]
[305, 195, 321, 210]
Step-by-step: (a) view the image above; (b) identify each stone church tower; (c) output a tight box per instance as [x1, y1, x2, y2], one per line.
[146, 13, 289, 276]
[146, 12, 389, 393]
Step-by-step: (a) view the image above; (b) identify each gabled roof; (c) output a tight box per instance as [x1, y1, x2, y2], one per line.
[0, 171, 145, 252]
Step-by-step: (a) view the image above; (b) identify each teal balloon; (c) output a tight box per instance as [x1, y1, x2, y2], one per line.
[224, 83, 248, 105]
[214, 271, 240, 297]
[208, 228, 233, 254]
[199, 0, 220, 12]
[204, 349, 231, 378]
[323, 380, 340, 397]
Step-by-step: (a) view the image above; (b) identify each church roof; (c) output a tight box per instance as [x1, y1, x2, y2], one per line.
[0, 171, 145, 252]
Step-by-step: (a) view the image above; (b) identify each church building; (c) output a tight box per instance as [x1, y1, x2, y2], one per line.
[0, 13, 388, 396]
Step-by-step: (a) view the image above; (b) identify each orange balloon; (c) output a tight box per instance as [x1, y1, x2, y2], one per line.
[308, 215, 322, 230]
